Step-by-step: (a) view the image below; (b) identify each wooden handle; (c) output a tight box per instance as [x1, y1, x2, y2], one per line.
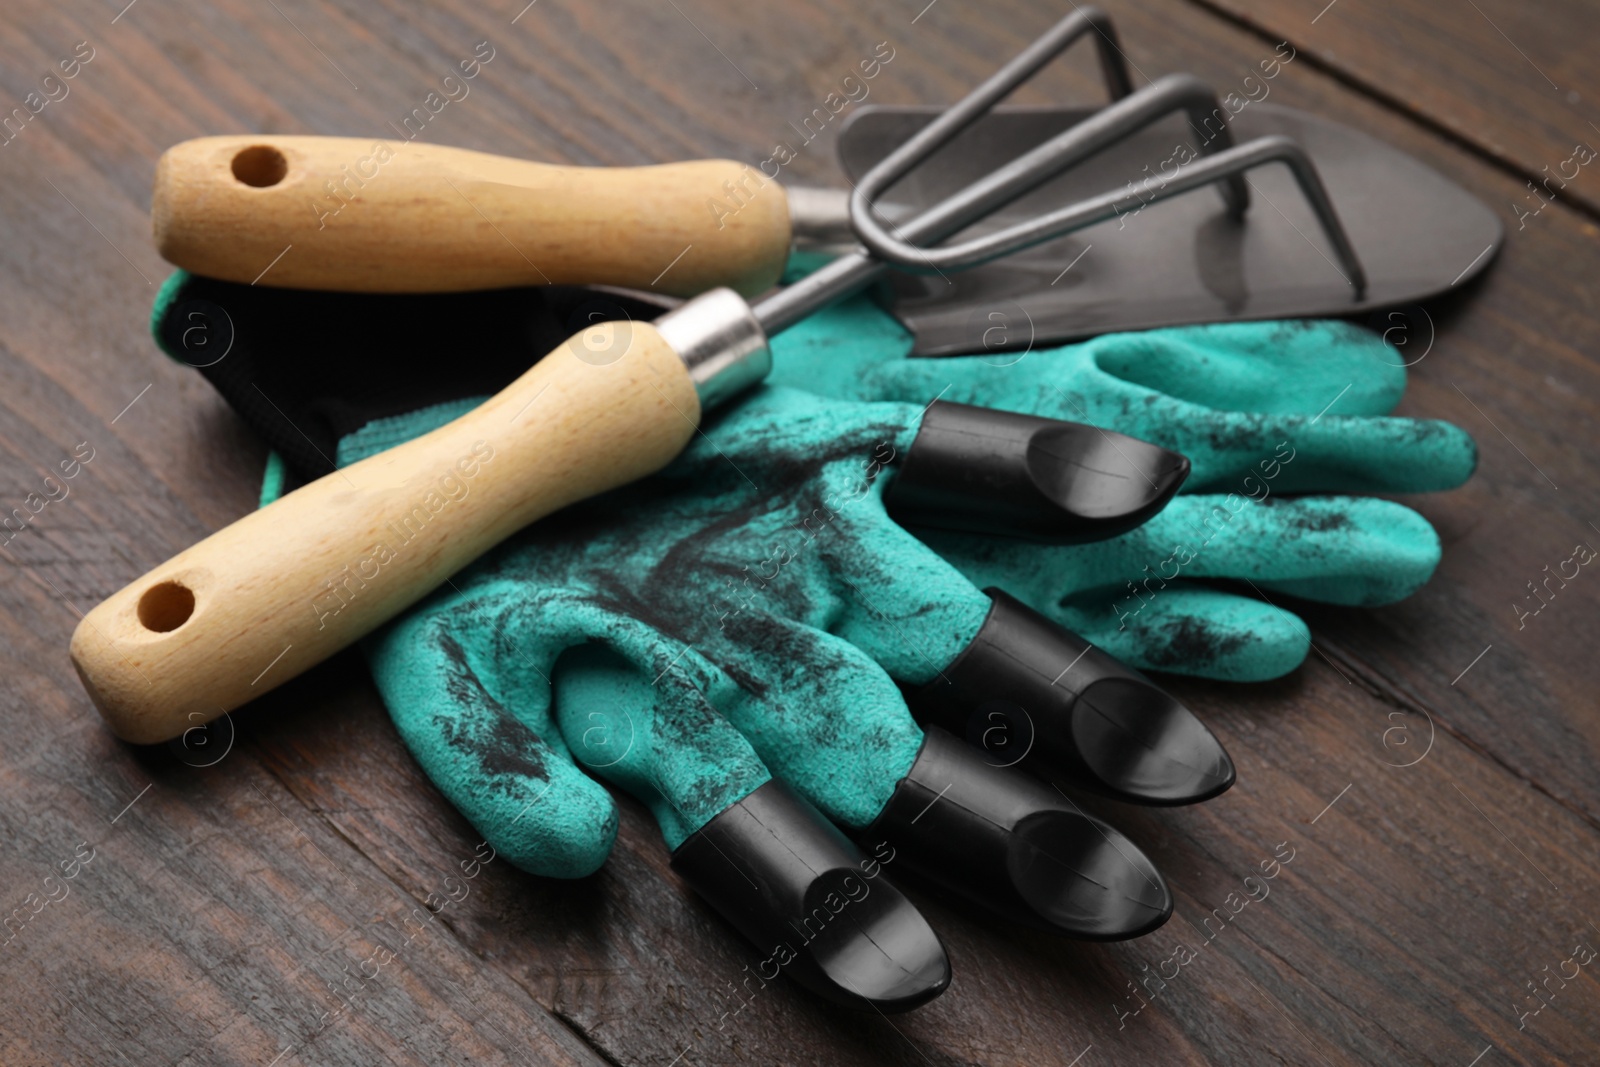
[71, 322, 700, 744]
[152, 135, 791, 298]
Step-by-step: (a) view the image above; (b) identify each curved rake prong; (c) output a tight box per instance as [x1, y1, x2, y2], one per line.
[882, 134, 1367, 296]
[857, 8, 1132, 216]
[750, 11, 1366, 338]
[850, 74, 1252, 271]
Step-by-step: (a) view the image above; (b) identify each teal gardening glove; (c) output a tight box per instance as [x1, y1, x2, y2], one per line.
[154, 273, 1241, 1011]
[339, 384, 1202, 998]
[153, 272, 1473, 1009]
[765, 295, 1477, 682]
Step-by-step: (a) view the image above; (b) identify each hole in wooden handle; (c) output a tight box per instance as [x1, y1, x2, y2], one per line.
[138, 581, 195, 632]
[231, 145, 288, 188]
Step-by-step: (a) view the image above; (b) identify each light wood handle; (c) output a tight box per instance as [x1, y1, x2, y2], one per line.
[71, 322, 700, 744]
[152, 135, 791, 298]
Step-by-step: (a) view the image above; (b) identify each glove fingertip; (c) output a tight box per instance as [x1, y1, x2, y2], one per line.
[1224, 625, 1311, 683]
[1389, 418, 1480, 493]
[1143, 603, 1310, 683]
[1259, 500, 1443, 606]
[370, 613, 621, 880]
[1431, 420, 1480, 488]
[1067, 593, 1312, 684]
[481, 778, 620, 879]
[399, 705, 623, 879]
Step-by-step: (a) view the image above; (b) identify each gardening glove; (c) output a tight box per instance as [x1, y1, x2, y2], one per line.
[156, 269, 1473, 684]
[153, 269, 1230, 799]
[349, 384, 1197, 972]
[763, 294, 1478, 681]
[152, 272, 1226, 1007]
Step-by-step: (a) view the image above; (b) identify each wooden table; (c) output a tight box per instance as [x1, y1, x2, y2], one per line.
[2, 1, 1596, 1063]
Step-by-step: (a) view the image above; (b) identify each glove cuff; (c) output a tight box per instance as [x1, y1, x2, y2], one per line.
[908, 589, 1235, 805]
[151, 272, 669, 484]
[670, 779, 949, 1013]
[865, 727, 1172, 940]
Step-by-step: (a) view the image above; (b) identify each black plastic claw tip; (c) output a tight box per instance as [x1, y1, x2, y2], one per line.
[908, 590, 1235, 805]
[885, 401, 1189, 542]
[671, 780, 951, 1012]
[866, 727, 1172, 940]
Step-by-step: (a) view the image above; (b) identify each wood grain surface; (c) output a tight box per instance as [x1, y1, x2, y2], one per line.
[1, 0, 1596, 1065]
[1191, 0, 1600, 216]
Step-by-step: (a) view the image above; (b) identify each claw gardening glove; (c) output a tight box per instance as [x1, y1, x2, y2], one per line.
[156, 271, 1474, 686]
[349, 384, 1192, 951]
[153, 273, 1232, 1008]
[764, 296, 1477, 681]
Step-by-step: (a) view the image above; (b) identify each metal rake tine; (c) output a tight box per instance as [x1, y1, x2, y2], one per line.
[910, 132, 1368, 295]
[857, 7, 1133, 213]
[849, 70, 1366, 296]
[852, 73, 1253, 266]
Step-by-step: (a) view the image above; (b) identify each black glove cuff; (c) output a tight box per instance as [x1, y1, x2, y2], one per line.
[155, 273, 670, 485]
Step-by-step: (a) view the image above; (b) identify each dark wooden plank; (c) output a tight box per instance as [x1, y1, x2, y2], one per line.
[0, 258, 608, 1067]
[2, 0, 1598, 1065]
[1183, 0, 1600, 217]
[912, 0, 1600, 833]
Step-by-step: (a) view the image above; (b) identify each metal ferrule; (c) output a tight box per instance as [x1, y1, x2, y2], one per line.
[654, 288, 772, 412]
[784, 185, 856, 254]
